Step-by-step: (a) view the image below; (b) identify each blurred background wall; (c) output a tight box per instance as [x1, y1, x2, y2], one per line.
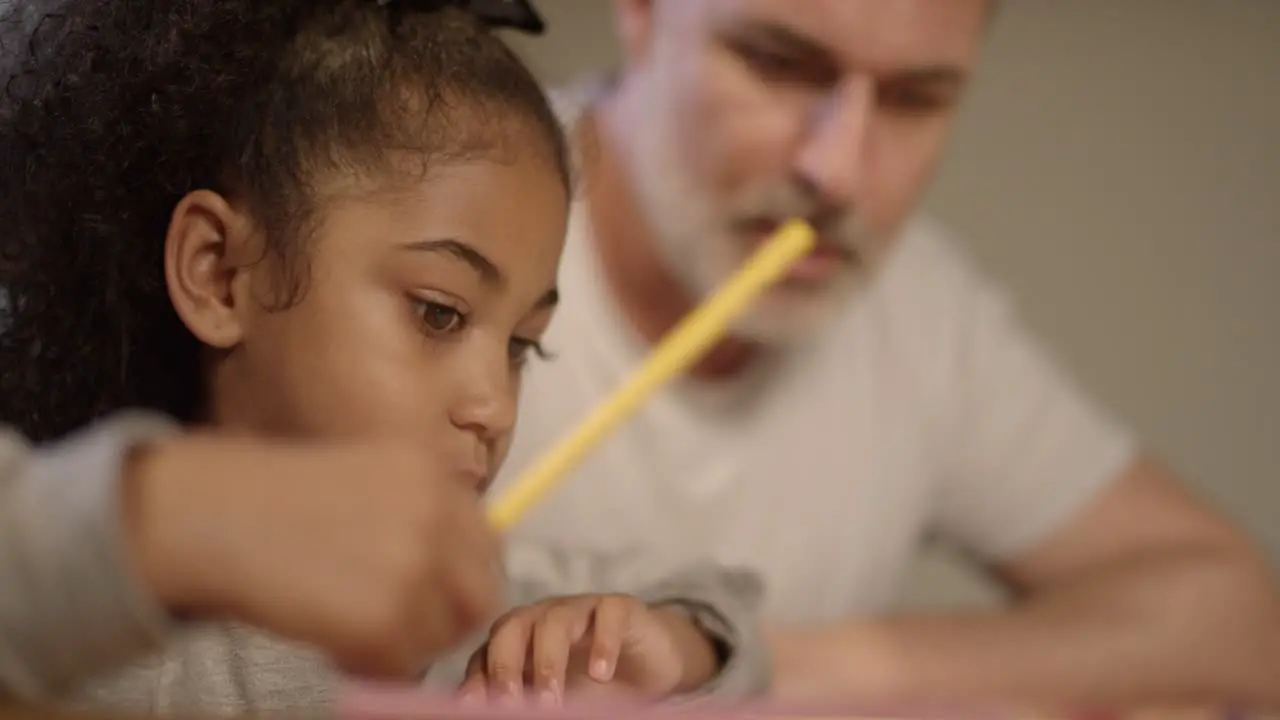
[504, 1, 1280, 607]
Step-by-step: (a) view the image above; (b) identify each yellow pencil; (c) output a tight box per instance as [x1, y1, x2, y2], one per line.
[487, 218, 817, 531]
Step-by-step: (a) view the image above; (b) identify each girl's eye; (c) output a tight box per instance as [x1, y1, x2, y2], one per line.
[508, 337, 552, 369]
[415, 300, 466, 334]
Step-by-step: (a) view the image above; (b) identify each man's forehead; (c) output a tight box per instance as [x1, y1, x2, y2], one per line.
[696, 0, 989, 72]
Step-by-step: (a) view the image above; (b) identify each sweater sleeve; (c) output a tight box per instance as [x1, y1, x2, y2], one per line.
[0, 412, 181, 702]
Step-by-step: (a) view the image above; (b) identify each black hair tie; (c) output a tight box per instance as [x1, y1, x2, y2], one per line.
[374, 0, 546, 34]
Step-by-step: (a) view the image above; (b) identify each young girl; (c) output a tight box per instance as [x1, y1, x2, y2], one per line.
[0, 0, 768, 713]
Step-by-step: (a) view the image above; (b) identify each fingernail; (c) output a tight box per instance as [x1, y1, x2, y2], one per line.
[537, 689, 558, 707]
[590, 658, 611, 680]
[500, 681, 521, 706]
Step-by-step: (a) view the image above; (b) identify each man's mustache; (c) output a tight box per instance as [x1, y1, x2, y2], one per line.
[726, 184, 871, 260]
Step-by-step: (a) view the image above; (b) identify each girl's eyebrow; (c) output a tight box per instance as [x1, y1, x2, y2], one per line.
[399, 237, 559, 309]
[400, 238, 502, 284]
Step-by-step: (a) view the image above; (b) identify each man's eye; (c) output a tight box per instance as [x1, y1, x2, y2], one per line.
[879, 85, 954, 115]
[729, 39, 837, 87]
[743, 46, 803, 77]
[415, 300, 465, 334]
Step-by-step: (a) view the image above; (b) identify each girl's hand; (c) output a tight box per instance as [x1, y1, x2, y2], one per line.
[123, 435, 503, 679]
[458, 593, 722, 707]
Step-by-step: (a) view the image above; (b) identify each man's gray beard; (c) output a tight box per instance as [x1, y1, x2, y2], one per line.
[634, 188, 868, 346]
[730, 272, 869, 345]
[651, 220, 868, 346]
[617, 91, 869, 346]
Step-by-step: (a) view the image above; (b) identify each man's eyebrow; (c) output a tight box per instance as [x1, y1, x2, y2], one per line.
[738, 20, 830, 59]
[726, 19, 837, 75]
[400, 238, 502, 285]
[727, 20, 968, 87]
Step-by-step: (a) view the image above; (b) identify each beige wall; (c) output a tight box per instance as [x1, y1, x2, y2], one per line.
[505, 1, 1280, 605]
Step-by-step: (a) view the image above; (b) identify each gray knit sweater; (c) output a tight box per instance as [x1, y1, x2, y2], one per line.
[0, 413, 771, 716]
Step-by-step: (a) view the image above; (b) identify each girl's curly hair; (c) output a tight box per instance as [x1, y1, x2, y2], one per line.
[0, 0, 569, 442]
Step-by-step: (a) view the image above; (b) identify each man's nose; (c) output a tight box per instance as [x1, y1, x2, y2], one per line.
[793, 75, 874, 210]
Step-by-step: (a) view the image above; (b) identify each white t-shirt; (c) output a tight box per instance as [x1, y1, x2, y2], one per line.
[489, 88, 1137, 626]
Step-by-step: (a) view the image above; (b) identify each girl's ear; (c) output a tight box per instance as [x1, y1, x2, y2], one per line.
[163, 190, 258, 349]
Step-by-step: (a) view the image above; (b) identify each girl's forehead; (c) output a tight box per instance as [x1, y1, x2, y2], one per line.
[316, 153, 568, 275]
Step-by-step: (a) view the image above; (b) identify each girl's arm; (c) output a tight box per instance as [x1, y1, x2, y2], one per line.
[0, 413, 180, 702]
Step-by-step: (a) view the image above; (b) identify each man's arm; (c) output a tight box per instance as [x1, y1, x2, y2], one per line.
[768, 230, 1280, 710]
[767, 455, 1280, 710]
